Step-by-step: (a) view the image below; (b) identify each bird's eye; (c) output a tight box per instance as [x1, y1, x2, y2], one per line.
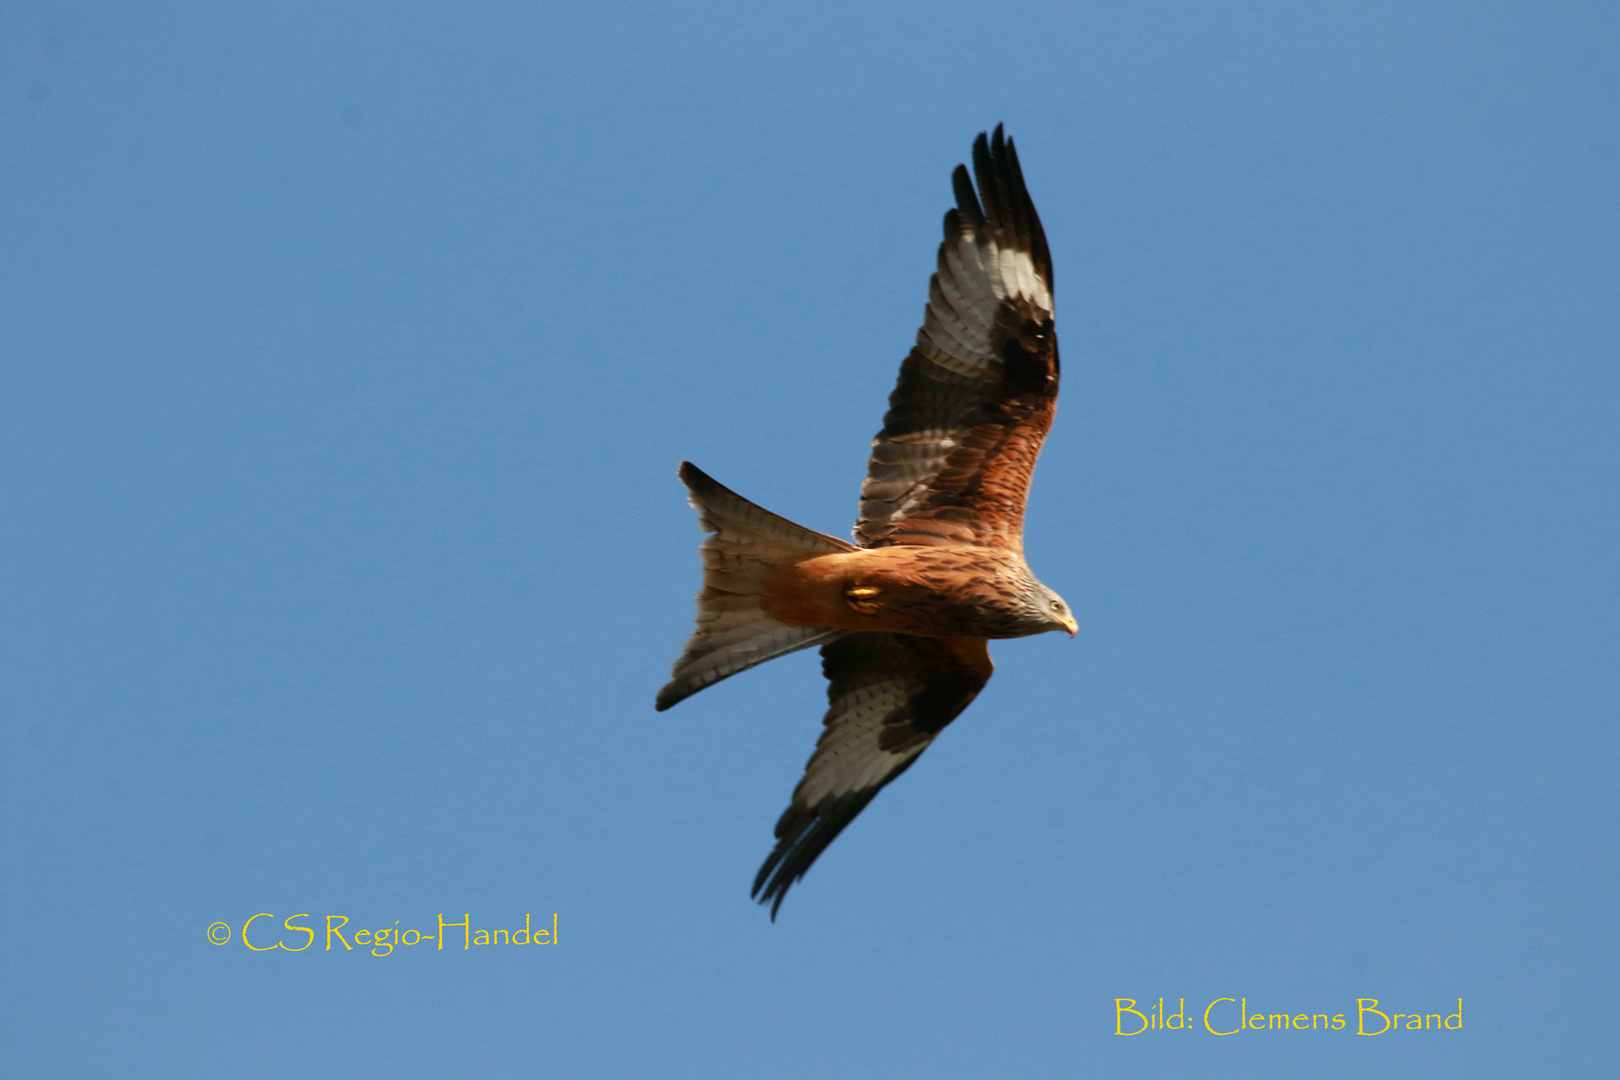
[1050, 600, 1064, 613]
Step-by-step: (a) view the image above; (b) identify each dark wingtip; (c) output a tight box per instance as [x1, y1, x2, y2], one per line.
[951, 164, 984, 230]
[971, 130, 997, 222]
[751, 845, 782, 902]
[962, 123, 1052, 290]
[750, 814, 801, 919]
[754, 875, 790, 922]
[750, 786, 885, 920]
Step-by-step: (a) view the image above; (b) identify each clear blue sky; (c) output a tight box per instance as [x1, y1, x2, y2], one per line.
[3, 2, 1615, 1077]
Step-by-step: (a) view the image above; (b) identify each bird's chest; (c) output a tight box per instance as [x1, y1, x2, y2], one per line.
[764, 546, 1028, 637]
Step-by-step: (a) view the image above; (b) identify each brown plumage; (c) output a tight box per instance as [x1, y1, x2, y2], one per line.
[658, 126, 1075, 917]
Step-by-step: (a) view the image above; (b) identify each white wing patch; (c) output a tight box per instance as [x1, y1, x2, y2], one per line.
[794, 671, 931, 806]
[752, 633, 991, 916]
[915, 224, 1052, 383]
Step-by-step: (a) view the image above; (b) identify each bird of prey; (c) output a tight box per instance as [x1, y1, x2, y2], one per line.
[657, 126, 1073, 918]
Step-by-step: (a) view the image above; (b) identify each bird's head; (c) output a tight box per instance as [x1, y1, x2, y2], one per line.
[1015, 578, 1077, 638]
[1043, 588, 1078, 637]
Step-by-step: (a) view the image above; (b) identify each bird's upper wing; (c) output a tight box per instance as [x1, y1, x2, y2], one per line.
[752, 632, 992, 918]
[857, 125, 1059, 551]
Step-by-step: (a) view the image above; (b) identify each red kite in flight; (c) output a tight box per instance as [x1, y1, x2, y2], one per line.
[658, 126, 1073, 917]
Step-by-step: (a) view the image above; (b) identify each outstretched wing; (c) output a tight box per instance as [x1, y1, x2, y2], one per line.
[752, 633, 993, 918]
[857, 125, 1059, 550]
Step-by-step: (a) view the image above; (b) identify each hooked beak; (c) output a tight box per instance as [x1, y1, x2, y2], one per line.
[1060, 615, 1077, 637]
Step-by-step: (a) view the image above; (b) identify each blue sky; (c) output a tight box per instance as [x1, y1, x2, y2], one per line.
[3, 2, 1615, 1077]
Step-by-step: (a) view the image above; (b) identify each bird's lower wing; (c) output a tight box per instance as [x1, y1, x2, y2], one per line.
[752, 633, 993, 918]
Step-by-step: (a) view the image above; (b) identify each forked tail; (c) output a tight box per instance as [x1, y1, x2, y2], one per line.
[656, 462, 855, 711]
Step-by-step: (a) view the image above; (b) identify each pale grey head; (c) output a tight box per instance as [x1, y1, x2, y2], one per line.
[1012, 575, 1077, 638]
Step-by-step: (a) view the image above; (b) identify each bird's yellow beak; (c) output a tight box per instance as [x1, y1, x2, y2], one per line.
[1061, 615, 1077, 637]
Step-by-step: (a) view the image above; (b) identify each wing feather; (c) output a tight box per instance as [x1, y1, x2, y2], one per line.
[856, 125, 1059, 550]
[751, 633, 992, 918]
